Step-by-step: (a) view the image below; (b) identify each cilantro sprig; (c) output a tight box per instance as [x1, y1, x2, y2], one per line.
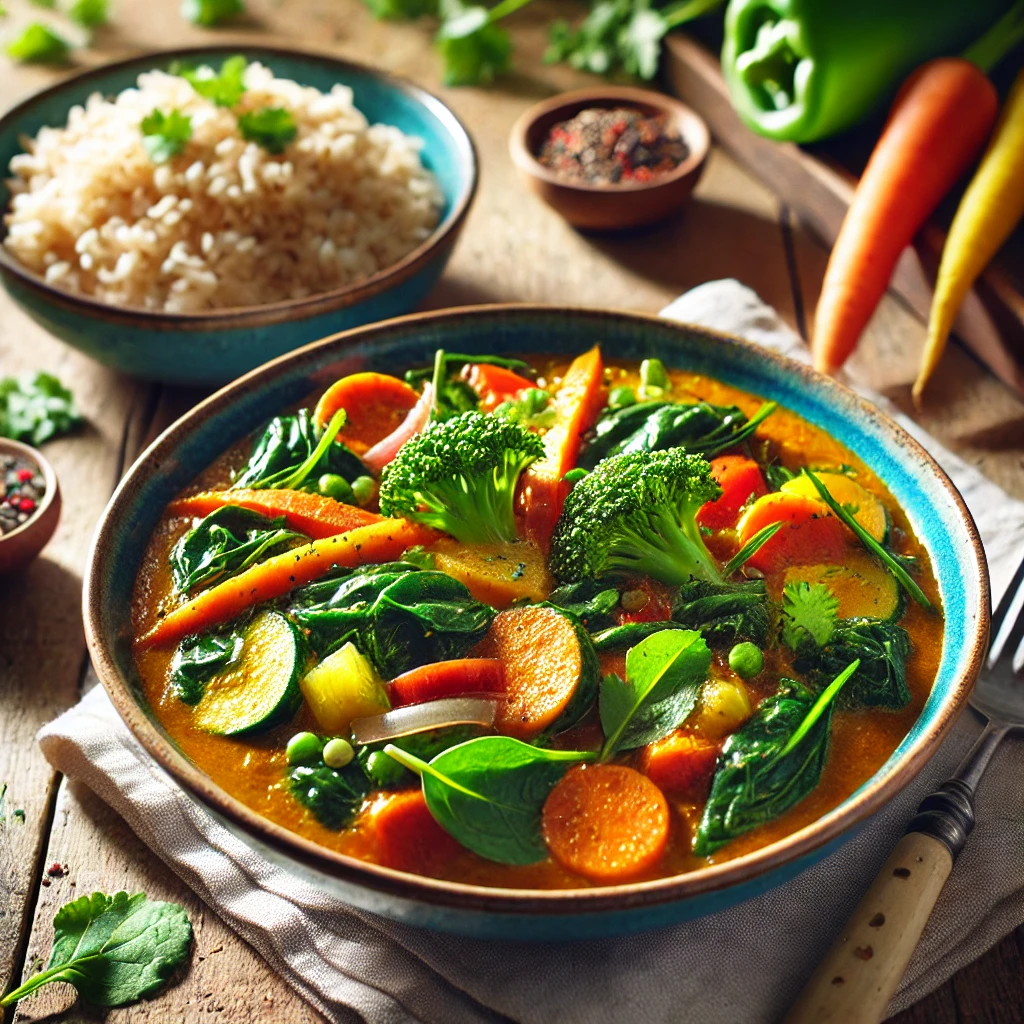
[237, 106, 297, 154]
[782, 582, 839, 652]
[180, 0, 244, 26]
[141, 108, 193, 163]
[175, 53, 247, 107]
[6, 22, 69, 63]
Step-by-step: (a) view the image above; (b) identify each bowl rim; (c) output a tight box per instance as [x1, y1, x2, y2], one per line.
[84, 303, 989, 916]
[0, 436, 59, 545]
[508, 86, 710, 195]
[0, 44, 478, 332]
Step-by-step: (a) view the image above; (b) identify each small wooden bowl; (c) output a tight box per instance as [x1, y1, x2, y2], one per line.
[0, 438, 61, 574]
[509, 86, 710, 231]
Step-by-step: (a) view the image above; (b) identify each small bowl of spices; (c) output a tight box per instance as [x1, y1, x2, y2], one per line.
[510, 86, 710, 231]
[0, 437, 61, 574]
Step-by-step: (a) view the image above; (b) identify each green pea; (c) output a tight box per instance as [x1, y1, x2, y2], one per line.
[323, 737, 355, 769]
[364, 749, 409, 787]
[608, 385, 636, 408]
[286, 731, 323, 767]
[563, 467, 589, 484]
[729, 642, 764, 679]
[351, 475, 376, 507]
[318, 473, 354, 502]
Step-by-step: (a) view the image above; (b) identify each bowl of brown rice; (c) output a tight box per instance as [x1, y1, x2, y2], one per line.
[0, 46, 477, 386]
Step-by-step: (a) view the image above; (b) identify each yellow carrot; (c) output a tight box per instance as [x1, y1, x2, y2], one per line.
[915, 68, 1024, 401]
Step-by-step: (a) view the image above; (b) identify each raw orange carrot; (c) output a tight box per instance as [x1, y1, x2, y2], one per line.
[542, 763, 669, 882]
[696, 455, 768, 531]
[812, 58, 999, 376]
[312, 372, 420, 454]
[168, 489, 380, 539]
[370, 790, 462, 875]
[736, 492, 846, 574]
[138, 518, 437, 649]
[638, 731, 720, 802]
[518, 346, 606, 548]
[388, 658, 505, 707]
[460, 363, 534, 412]
[473, 605, 593, 741]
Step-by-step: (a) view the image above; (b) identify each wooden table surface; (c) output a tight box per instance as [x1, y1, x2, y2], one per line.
[1, 1, 1023, 1021]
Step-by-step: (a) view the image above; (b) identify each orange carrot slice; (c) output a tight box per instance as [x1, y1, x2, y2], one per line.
[542, 763, 670, 882]
[168, 489, 380, 540]
[313, 372, 420, 454]
[638, 731, 721, 802]
[696, 456, 768, 531]
[519, 346, 606, 548]
[388, 658, 505, 707]
[460, 363, 535, 412]
[370, 790, 463, 875]
[138, 518, 437, 649]
[736, 492, 846, 574]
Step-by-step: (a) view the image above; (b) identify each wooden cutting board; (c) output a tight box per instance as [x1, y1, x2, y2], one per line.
[664, 32, 1024, 397]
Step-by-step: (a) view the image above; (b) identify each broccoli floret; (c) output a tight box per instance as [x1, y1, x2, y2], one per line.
[378, 411, 545, 545]
[549, 448, 724, 587]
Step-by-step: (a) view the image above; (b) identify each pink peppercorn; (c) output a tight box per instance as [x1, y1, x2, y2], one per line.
[16, 468, 32, 483]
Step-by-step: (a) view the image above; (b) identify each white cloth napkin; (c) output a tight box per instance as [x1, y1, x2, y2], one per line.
[38, 280, 1024, 1024]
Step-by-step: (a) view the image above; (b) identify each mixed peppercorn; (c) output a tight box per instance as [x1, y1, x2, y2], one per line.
[1, 454, 45, 534]
[538, 107, 690, 186]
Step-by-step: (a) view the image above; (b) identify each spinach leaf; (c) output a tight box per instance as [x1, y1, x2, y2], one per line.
[694, 661, 859, 856]
[796, 619, 911, 710]
[0, 372, 82, 444]
[358, 724, 483, 788]
[169, 630, 244, 705]
[591, 620, 687, 650]
[599, 629, 710, 758]
[672, 577, 772, 647]
[289, 760, 371, 830]
[385, 737, 593, 864]
[170, 505, 306, 593]
[234, 408, 363, 490]
[579, 398, 776, 469]
[290, 566, 494, 678]
[547, 578, 621, 631]
[0, 891, 191, 1008]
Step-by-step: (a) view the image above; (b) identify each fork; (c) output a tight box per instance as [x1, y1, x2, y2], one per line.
[785, 553, 1024, 1024]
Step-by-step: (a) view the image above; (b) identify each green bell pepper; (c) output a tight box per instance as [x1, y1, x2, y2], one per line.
[722, 0, 1013, 143]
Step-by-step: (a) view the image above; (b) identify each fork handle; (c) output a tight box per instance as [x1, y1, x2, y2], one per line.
[783, 780, 975, 1024]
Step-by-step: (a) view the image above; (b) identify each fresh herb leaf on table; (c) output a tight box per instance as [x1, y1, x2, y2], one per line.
[6, 23, 69, 63]
[170, 505, 306, 593]
[600, 628, 710, 758]
[694, 660, 859, 856]
[176, 54, 247, 107]
[68, 0, 109, 26]
[436, 0, 519, 87]
[181, 0, 244, 26]
[0, 372, 82, 445]
[0, 892, 191, 1009]
[141, 109, 193, 164]
[384, 736, 594, 864]
[238, 106, 297, 154]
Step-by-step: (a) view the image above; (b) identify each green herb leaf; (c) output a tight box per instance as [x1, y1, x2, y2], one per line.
[176, 54, 247, 106]
[599, 628, 710, 759]
[547, 578, 621, 632]
[722, 521, 782, 577]
[803, 469, 934, 611]
[617, 1, 667, 79]
[169, 630, 244, 704]
[0, 892, 191, 1008]
[385, 736, 593, 864]
[180, 0, 244, 25]
[0, 372, 81, 445]
[436, 0, 512, 86]
[781, 581, 839, 651]
[140, 108, 192, 163]
[6, 23, 69, 63]
[237, 106, 297, 154]
[361, 0, 438, 18]
[289, 760, 371, 830]
[68, 0, 108, 25]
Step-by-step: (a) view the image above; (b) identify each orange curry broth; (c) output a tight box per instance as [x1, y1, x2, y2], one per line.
[131, 359, 943, 890]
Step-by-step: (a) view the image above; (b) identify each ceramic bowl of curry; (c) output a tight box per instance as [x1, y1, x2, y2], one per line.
[84, 305, 987, 939]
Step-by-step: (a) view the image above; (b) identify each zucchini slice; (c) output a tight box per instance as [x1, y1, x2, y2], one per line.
[783, 550, 902, 623]
[782, 471, 889, 543]
[193, 610, 303, 735]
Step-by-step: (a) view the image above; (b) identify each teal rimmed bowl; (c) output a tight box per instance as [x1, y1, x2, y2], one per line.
[0, 46, 477, 387]
[84, 306, 989, 939]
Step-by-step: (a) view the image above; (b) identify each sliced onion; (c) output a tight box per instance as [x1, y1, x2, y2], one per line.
[350, 695, 500, 746]
[361, 382, 433, 476]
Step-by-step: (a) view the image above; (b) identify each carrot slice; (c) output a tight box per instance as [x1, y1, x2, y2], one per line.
[638, 731, 720, 802]
[429, 537, 551, 608]
[736, 492, 846, 574]
[168, 489, 380, 540]
[461, 363, 535, 412]
[519, 346, 606, 548]
[542, 764, 670, 882]
[312, 372, 420, 454]
[388, 658, 505, 707]
[370, 790, 463, 875]
[473, 605, 591, 741]
[138, 518, 438, 649]
[696, 456, 768, 531]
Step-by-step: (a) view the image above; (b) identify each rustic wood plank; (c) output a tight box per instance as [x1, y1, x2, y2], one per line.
[885, 982, 959, 1024]
[950, 932, 1024, 1024]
